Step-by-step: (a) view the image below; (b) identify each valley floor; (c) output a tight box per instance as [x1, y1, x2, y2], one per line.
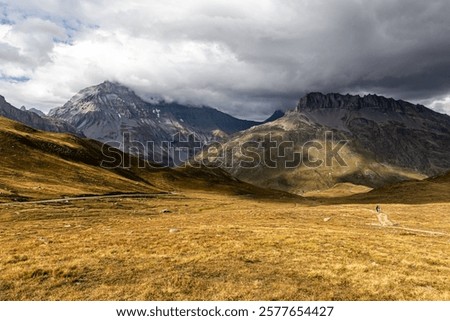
[0, 191, 449, 300]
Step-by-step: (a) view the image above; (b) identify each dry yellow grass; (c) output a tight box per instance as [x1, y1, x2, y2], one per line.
[0, 191, 448, 301]
[0, 117, 165, 200]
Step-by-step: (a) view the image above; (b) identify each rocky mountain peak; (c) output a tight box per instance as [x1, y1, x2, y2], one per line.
[92, 80, 135, 95]
[68, 81, 141, 104]
[19, 106, 46, 117]
[295, 92, 429, 114]
[47, 82, 262, 163]
[264, 109, 285, 123]
[48, 81, 151, 118]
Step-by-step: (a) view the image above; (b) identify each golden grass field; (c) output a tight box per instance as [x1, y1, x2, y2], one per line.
[0, 191, 448, 300]
[0, 116, 449, 300]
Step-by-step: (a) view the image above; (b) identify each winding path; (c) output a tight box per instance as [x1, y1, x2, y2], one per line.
[0, 192, 179, 206]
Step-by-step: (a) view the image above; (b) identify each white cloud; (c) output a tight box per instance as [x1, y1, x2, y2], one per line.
[429, 97, 450, 115]
[0, 16, 66, 78]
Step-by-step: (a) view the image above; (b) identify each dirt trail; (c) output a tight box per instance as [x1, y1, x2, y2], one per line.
[384, 225, 448, 236]
[368, 210, 448, 236]
[375, 211, 395, 226]
[0, 192, 178, 206]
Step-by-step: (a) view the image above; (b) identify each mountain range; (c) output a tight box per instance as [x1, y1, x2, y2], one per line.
[48, 81, 283, 164]
[0, 95, 80, 135]
[1, 82, 449, 196]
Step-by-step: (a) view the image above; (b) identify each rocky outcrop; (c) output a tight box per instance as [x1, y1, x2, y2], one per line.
[295, 93, 450, 175]
[296, 92, 429, 113]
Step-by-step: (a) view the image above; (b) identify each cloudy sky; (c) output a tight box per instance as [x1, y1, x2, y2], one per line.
[0, 0, 449, 120]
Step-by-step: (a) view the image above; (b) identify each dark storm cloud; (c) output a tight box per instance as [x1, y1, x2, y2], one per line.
[256, 1, 450, 106]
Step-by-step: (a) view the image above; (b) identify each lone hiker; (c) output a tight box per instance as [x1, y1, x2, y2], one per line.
[376, 205, 381, 213]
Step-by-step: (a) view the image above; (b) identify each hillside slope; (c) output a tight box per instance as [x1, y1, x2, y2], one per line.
[198, 111, 426, 195]
[0, 116, 289, 202]
[346, 171, 450, 204]
[201, 93, 450, 195]
[0, 117, 163, 201]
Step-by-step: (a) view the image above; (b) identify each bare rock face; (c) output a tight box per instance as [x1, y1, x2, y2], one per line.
[49, 81, 260, 164]
[296, 92, 427, 112]
[264, 109, 285, 123]
[201, 93, 450, 194]
[295, 93, 450, 175]
[0, 96, 81, 135]
[28, 108, 46, 117]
